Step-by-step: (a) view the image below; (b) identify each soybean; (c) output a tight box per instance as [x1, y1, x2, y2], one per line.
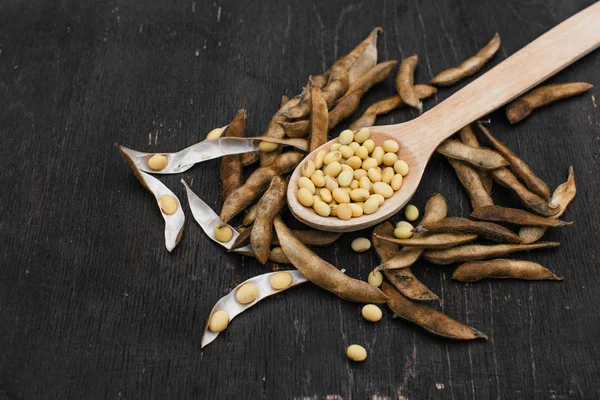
[148, 155, 168, 171]
[405, 204, 419, 221]
[208, 310, 229, 333]
[367, 270, 384, 287]
[235, 283, 259, 304]
[362, 304, 383, 322]
[214, 225, 233, 243]
[160, 194, 178, 215]
[346, 345, 367, 362]
[452, 259, 563, 282]
[270, 271, 294, 290]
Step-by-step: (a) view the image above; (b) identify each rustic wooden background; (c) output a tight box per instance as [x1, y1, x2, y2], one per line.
[1, 0, 599, 398]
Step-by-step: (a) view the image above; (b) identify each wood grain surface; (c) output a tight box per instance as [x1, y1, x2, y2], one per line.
[1, 0, 599, 398]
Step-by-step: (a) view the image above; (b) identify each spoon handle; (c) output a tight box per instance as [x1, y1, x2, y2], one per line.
[412, 2, 600, 144]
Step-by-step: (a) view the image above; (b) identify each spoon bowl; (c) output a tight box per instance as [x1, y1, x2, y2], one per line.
[287, 2, 600, 232]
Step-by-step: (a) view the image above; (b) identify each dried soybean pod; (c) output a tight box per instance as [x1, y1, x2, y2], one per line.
[220, 152, 303, 222]
[446, 158, 494, 210]
[279, 120, 310, 138]
[230, 226, 252, 251]
[338, 61, 398, 104]
[271, 230, 342, 246]
[506, 82, 593, 124]
[491, 168, 559, 216]
[430, 33, 501, 86]
[437, 139, 508, 169]
[220, 109, 247, 200]
[423, 242, 559, 265]
[374, 222, 439, 301]
[241, 151, 260, 167]
[251, 177, 288, 264]
[418, 217, 522, 244]
[396, 54, 422, 113]
[349, 84, 437, 130]
[274, 217, 388, 304]
[520, 166, 576, 243]
[268, 249, 291, 264]
[321, 65, 350, 107]
[328, 90, 362, 129]
[260, 96, 302, 166]
[242, 203, 258, 226]
[344, 27, 382, 84]
[458, 125, 493, 194]
[374, 232, 478, 249]
[471, 205, 572, 227]
[452, 259, 563, 282]
[309, 83, 329, 152]
[376, 194, 448, 271]
[477, 122, 549, 199]
[383, 283, 487, 340]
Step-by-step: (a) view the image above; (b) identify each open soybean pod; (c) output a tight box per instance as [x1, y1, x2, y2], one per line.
[343, 27, 382, 84]
[373, 222, 439, 301]
[520, 166, 576, 243]
[382, 283, 487, 340]
[452, 259, 563, 282]
[119, 147, 184, 252]
[201, 270, 308, 348]
[274, 217, 388, 304]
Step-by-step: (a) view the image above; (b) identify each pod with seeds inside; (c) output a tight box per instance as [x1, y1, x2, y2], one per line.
[418, 217, 521, 244]
[383, 283, 487, 340]
[445, 157, 494, 210]
[337, 61, 398, 105]
[201, 270, 308, 348]
[437, 139, 508, 170]
[309, 83, 329, 152]
[423, 242, 560, 265]
[452, 259, 563, 282]
[458, 124, 493, 194]
[374, 232, 478, 249]
[250, 177, 288, 264]
[471, 205, 572, 227]
[271, 230, 342, 246]
[221, 109, 247, 201]
[491, 168, 558, 217]
[396, 54, 422, 113]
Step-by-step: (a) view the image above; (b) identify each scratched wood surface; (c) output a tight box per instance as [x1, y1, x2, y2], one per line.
[1, 0, 599, 399]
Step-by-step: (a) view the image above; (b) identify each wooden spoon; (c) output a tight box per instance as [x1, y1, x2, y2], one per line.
[288, 2, 600, 232]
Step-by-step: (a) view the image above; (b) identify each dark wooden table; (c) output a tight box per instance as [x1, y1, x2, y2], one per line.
[1, 0, 599, 398]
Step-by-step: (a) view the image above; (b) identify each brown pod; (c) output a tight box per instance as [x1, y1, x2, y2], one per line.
[430, 33, 501, 86]
[220, 152, 303, 222]
[337, 61, 398, 105]
[491, 168, 559, 216]
[230, 226, 251, 250]
[446, 157, 494, 210]
[344, 27, 382, 84]
[373, 222, 439, 301]
[349, 84, 437, 130]
[260, 96, 302, 166]
[377, 194, 448, 271]
[322, 65, 350, 107]
[241, 151, 260, 167]
[271, 230, 341, 246]
[471, 205, 571, 227]
[477, 122, 549, 199]
[328, 90, 362, 129]
[506, 82, 593, 124]
[458, 125, 493, 194]
[220, 109, 247, 201]
[251, 177, 288, 264]
[423, 242, 560, 265]
[267, 249, 291, 264]
[383, 283, 487, 340]
[437, 139, 508, 169]
[279, 120, 310, 138]
[396, 54, 422, 113]
[374, 232, 478, 249]
[309, 83, 329, 152]
[242, 203, 258, 226]
[274, 217, 388, 304]
[520, 166, 576, 243]
[452, 259, 563, 282]
[418, 217, 522, 244]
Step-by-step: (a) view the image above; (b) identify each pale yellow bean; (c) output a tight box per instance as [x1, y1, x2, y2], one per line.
[391, 173, 403, 191]
[313, 200, 331, 217]
[368, 270, 384, 287]
[329, 204, 338, 217]
[332, 188, 350, 204]
[340, 187, 351, 195]
[361, 304, 382, 322]
[313, 195, 322, 203]
[214, 225, 234, 242]
[311, 170, 325, 187]
[270, 271, 293, 290]
[208, 310, 229, 332]
[148, 155, 168, 171]
[346, 344, 367, 362]
[339, 129, 355, 145]
[362, 157, 378, 170]
[314, 149, 326, 169]
[330, 143, 342, 151]
[367, 168, 382, 183]
[324, 151, 342, 165]
[319, 188, 333, 203]
[363, 197, 380, 214]
[394, 160, 409, 176]
[381, 167, 394, 184]
[298, 176, 316, 194]
[350, 179, 359, 190]
[297, 188, 314, 207]
[363, 139, 375, 154]
[373, 182, 393, 198]
[340, 145, 354, 159]
[394, 226, 413, 239]
[354, 128, 371, 144]
[346, 156, 362, 169]
[405, 204, 419, 221]
[359, 176, 372, 191]
[336, 203, 352, 220]
[324, 175, 339, 192]
[235, 283, 259, 304]
[351, 237, 371, 252]
[352, 203, 365, 215]
[324, 162, 342, 177]
[206, 127, 224, 140]
[372, 147, 384, 165]
[354, 168, 368, 180]
[396, 221, 414, 229]
[370, 193, 385, 206]
[259, 141, 279, 152]
[383, 152, 398, 167]
[383, 139, 400, 153]
[350, 188, 370, 202]
[159, 194, 178, 215]
[337, 170, 353, 187]
[355, 146, 369, 160]
[349, 142, 361, 151]
[302, 160, 316, 178]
